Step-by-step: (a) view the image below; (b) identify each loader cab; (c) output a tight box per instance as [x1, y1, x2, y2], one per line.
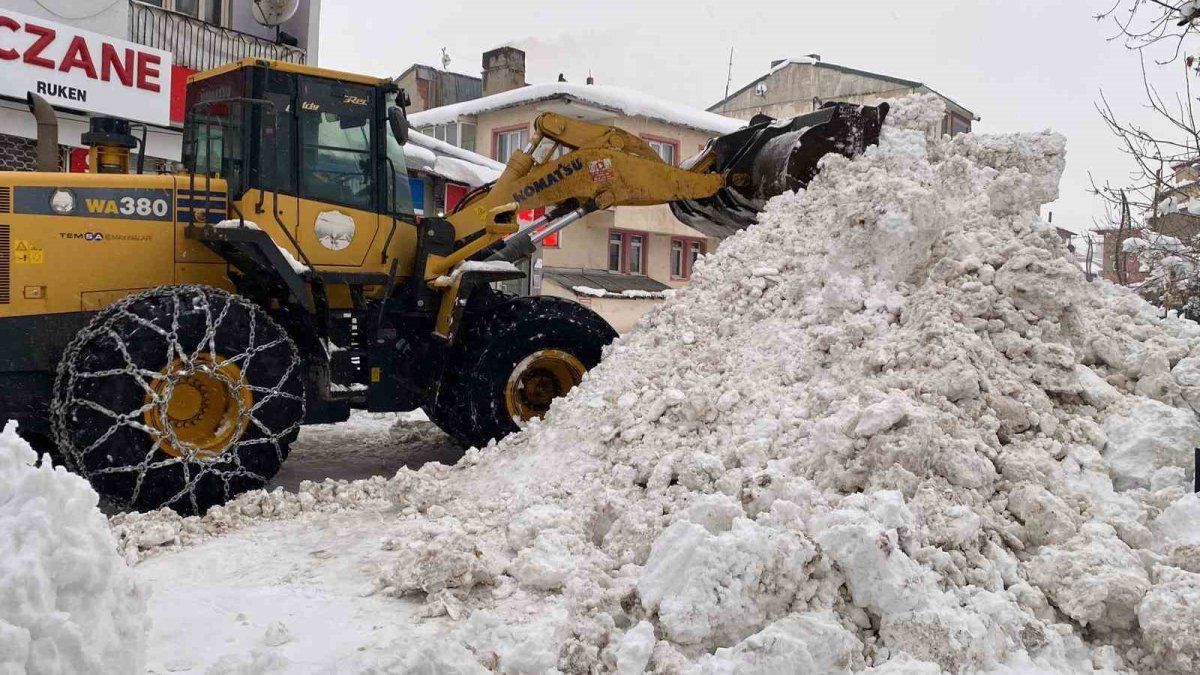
[182, 60, 414, 271]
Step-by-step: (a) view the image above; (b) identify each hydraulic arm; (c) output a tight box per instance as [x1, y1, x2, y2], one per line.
[430, 102, 889, 282]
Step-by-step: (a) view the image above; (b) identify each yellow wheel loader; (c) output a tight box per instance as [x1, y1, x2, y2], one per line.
[0, 59, 886, 514]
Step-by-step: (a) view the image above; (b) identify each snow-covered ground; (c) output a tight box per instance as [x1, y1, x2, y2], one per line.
[269, 411, 457, 491]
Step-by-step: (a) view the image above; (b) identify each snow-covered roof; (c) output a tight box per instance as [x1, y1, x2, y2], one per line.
[409, 82, 746, 136]
[400, 131, 503, 187]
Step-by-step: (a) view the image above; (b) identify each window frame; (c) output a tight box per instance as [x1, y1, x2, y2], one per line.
[296, 75, 381, 212]
[149, 0, 232, 28]
[608, 228, 650, 275]
[641, 133, 680, 166]
[492, 123, 531, 163]
[670, 236, 707, 279]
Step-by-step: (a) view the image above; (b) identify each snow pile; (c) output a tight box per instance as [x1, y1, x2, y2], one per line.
[110, 476, 394, 563]
[403, 131, 503, 187]
[0, 422, 146, 674]
[365, 95, 1200, 673]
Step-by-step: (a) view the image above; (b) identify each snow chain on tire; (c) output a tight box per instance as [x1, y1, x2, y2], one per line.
[51, 285, 305, 514]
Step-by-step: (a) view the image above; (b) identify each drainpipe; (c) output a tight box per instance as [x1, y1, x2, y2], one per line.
[26, 92, 59, 172]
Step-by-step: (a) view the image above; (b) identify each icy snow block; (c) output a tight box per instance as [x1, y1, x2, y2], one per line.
[1102, 400, 1200, 490]
[0, 422, 147, 674]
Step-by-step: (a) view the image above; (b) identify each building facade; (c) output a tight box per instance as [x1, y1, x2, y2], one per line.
[1097, 162, 1200, 285]
[408, 48, 744, 332]
[0, 0, 320, 172]
[394, 64, 482, 117]
[710, 56, 978, 137]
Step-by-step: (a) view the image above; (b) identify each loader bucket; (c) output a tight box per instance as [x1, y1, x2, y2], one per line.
[671, 101, 889, 239]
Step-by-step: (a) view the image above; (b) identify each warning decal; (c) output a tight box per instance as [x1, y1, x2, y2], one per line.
[13, 240, 44, 264]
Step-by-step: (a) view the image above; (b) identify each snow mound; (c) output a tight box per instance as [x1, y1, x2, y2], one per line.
[0, 422, 146, 674]
[365, 94, 1200, 672]
[110, 476, 393, 563]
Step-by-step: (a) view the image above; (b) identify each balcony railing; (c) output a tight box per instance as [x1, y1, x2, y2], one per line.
[129, 1, 306, 72]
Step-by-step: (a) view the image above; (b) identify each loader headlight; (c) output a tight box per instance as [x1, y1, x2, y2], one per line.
[50, 189, 75, 214]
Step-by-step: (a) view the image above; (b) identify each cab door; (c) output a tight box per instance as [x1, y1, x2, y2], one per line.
[246, 69, 299, 259]
[294, 77, 381, 269]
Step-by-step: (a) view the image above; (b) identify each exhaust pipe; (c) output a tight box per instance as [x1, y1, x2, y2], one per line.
[26, 92, 59, 172]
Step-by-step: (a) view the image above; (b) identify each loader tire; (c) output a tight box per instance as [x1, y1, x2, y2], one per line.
[51, 285, 305, 515]
[426, 295, 617, 450]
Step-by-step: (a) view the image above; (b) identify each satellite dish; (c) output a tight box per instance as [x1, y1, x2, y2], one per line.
[252, 0, 300, 26]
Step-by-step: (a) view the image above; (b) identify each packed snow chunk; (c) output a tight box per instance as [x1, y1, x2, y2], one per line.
[0, 422, 147, 674]
[854, 394, 912, 437]
[811, 494, 934, 616]
[879, 607, 993, 673]
[377, 515, 501, 595]
[1152, 493, 1200, 550]
[507, 532, 581, 591]
[1075, 365, 1121, 410]
[615, 620, 656, 675]
[1022, 524, 1150, 632]
[1151, 493, 1200, 572]
[689, 611, 864, 674]
[636, 519, 818, 647]
[1136, 567, 1200, 674]
[458, 610, 566, 674]
[1102, 399, 1200, 490]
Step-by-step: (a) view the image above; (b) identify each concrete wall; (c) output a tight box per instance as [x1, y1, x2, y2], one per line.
[542, 279, 658, 333]
[718, 64, 916, 119]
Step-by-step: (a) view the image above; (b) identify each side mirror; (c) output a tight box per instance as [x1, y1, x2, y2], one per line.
[388, 107, 410, 145]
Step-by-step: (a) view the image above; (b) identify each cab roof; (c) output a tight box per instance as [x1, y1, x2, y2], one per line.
[188, 58, 395, 88]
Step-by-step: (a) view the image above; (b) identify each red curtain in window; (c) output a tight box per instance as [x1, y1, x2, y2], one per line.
[519, 207, 556, 247]
[444, 183, 469, 213]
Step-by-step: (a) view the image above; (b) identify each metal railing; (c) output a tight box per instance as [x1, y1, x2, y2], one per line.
[128, 1, 306, 72]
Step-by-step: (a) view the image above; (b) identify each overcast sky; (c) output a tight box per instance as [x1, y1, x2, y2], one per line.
[320, 0, 1190, 235]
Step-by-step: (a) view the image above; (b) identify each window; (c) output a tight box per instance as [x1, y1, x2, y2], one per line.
[298, 77, 375, 210]
[494, 126, 529, 163]
[609, 230, 649, 274]
[418, 122, 475, 151]
[258, 70, 296, 194]
[149, 0, 229, 27]
[942, 113, 972, 137]
[643, 136, 679, 166]
[183, 70, 246, 194]
[608, 232, 623, 272]
[629, 235, 644, 274]
[459, 123, 476, 152]
[671, 236, 706, 279]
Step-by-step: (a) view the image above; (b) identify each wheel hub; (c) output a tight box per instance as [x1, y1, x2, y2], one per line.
[144, 354, 251, 460]
[505, 349, 586, 422]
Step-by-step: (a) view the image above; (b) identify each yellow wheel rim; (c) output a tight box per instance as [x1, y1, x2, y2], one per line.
[504, 349, 586, 422]
[143, 353, 252, 460]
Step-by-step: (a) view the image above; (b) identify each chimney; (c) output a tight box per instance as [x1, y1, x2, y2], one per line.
[482, 47, 526, 96]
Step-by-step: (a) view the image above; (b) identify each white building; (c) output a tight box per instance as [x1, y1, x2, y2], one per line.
[0, 0, 320, 172]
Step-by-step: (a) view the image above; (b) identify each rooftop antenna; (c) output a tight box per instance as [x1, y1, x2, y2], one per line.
[441, 47, 451, 70]
[722, 46, 734, 112]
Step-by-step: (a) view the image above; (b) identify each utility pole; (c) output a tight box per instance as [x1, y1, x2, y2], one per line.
[722, 47, 734, 113]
